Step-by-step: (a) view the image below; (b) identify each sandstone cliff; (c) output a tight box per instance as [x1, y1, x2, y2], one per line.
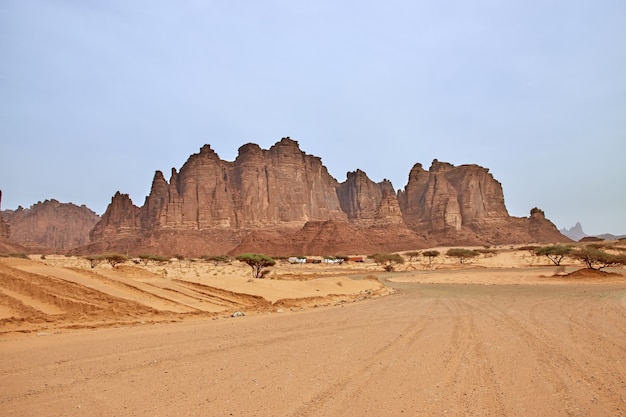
[93, 138, 347, 239]
[2, 199, 100, 252]
[337, 170, 403, 226]
[398, 160, 508, 232]
[84, 138, 568, 256]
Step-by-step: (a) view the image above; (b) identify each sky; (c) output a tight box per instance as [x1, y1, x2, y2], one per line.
[1, 0, 625, 236]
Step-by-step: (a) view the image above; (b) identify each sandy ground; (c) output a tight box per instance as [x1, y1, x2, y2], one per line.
[0, 256, 391, 335]
[1, 251, 625, 416]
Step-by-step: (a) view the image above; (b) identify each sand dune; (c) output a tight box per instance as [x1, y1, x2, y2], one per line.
[0, 256, 391, 335]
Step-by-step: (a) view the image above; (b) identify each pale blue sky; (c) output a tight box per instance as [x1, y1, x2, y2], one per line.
[1, 0, 624, 235]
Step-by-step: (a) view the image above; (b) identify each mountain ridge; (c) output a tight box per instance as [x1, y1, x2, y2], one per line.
[81, 138, 569, 256]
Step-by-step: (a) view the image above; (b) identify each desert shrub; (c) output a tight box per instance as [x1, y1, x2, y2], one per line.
[446, 248, 480, 264]
[1, 252, 29, 259]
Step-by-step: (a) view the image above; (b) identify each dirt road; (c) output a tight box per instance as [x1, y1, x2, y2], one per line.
[1, 282, 625, 416]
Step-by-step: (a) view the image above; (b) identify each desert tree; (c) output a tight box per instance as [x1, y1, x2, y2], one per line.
[534, 245, 572, 266]
[151, 255, 170, 265]
[202, 255, 231, 266]
[476, 248, 498, 258]
[103, 253, 128, 268]
[271, 255, 290, 264]
[446, 248, 479, 264]
[405, 251, 421, 262]
[174, 254, 185, 267]
[85, 254, 103, 269]
[422, 250, 440, 268]
[236, 253, 276, 278]
[370, 253, 405, 272]
[138, 254, 155, 266]
[367, 253, 383, 265]
[570, 246, 626, 270]
[519, 245, 539, 256]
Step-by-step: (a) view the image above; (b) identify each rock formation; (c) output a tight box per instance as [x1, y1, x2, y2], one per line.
[2, 199, 100, 252]
[0, 191, 10, 241]
[83, 138, 568, 256]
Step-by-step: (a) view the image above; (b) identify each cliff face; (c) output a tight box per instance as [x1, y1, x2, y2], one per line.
[397, 160, 508, 232]
[85, 138, 568, 256]
[2, 198, 100, 252]
[90, 192, 140, 242]
[125, 139, 347, 234]
[337, 170, 403, 226]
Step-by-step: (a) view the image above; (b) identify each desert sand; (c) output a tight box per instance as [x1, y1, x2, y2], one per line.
[1, 250, 625, 416]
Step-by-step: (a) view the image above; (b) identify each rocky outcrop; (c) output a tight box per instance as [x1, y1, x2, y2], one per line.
[84, 138, 568, 256]
[2, 198, 100, 252]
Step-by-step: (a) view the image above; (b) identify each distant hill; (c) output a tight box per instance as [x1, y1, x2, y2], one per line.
[560, 222, 587, 241]
[2, 199, 100, 253]
[560, 222, 625, 241]
[595, 233, 626, 241]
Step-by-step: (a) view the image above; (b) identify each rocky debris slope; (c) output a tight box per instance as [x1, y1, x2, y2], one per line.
[2, 199, 100, 252]
[80, 138, 569, 256]
[0, 191, 23, 253]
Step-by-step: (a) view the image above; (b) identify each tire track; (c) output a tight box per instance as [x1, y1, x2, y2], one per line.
[286, 298, 442, 417]
[470, 292, 624, 416]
